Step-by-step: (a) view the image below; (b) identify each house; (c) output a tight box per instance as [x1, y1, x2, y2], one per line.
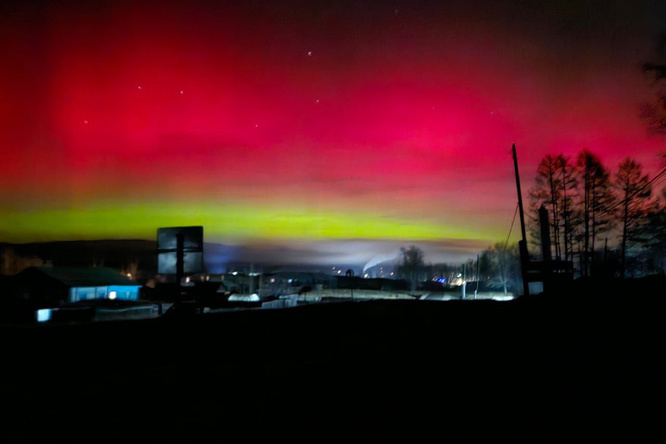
[10, 266, 142, 307]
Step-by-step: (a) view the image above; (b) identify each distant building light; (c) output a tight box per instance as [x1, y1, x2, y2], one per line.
[337, 270, 341, 274]
[185, 277, 190, 283]
[232, 271, 238, 276]
[492, 294, 515, 301]
[228, 294, 260, 302]
[36, 309, 52, 323]
[109, 291, 117, 300]
[126, 273, 132, 279]
[364, 273, 369, 278]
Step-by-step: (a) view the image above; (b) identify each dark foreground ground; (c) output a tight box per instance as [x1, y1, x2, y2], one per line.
[1, 278, 664, 442]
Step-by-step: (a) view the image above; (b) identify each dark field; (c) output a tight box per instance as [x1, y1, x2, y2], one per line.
[1, 278, 664, 442]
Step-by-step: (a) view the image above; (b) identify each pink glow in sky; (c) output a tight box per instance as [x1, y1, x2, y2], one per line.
[1, 0, 665, 265]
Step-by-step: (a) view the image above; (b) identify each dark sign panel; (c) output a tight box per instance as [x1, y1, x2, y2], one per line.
[158, 251, 204, 275]
[157, 226, 204, 275]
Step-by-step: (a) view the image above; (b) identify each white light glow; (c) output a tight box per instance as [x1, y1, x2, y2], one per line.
[228, 294, 260, 302]
[109, 291, 117, 300]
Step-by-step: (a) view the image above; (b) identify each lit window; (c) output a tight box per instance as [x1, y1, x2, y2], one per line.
[37, 309, 52, 322]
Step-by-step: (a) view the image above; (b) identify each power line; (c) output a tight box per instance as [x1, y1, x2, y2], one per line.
[603, 164, 666, 215]
[505, 203, 519, 249]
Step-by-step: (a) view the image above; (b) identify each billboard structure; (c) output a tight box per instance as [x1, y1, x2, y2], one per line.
[157, 226, 204, 280]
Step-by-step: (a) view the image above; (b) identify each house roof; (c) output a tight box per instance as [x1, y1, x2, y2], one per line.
[18, 267, 140, 287]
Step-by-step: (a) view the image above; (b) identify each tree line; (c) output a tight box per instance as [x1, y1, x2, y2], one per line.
[526, 150, 665, 279]
[396, 146, 665, 297]
[396, 245, 522, 296]
[397, 46, 666, 294]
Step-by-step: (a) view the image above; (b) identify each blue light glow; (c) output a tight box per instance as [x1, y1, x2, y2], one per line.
[36, 308, 53, 322]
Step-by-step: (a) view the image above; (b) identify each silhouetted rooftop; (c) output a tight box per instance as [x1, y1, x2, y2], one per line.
[16, 266, 139, 287]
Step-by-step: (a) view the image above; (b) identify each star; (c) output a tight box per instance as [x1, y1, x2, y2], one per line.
[179, 90, 184, 95]
[315, 99, 320, 104]
[137, 85, 142, 90]
[83, 120, 88, 124]
[255, 124, 259, 128]
[307, 51, 312, 56]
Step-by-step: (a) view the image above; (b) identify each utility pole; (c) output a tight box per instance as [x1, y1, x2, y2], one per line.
[176, 232, 184, 286]
[461, 263, 466, 300]
[474, 254, 480, 299]
[512, 143, 531, 297]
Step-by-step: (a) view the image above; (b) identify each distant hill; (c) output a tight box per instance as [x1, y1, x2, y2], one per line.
[0, 240, 158, 272]
[0, 240, 348, 276]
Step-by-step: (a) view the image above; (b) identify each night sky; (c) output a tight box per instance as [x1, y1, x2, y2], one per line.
[2, 0, 666, 266]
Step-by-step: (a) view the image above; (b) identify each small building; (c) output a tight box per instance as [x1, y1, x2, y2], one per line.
[11, 266, 142, 307]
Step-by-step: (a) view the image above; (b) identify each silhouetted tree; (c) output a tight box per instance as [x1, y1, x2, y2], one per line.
[559, 155, 581, 264]
[484, 242, 520, 295]
[643, 191, 666, 274]
[536, 154, 564, 259]
[529, 154, 564, 258]
[528, 154, 581, 265]
[614, 158, 655, 277]
[430, 262, 458, 284]
[397, 245, 425, 293]
[478, 249, 493, 281]
[0, 247, 51, 275]
[122, 258, 140, 281]
[576, 150, 616, 277]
